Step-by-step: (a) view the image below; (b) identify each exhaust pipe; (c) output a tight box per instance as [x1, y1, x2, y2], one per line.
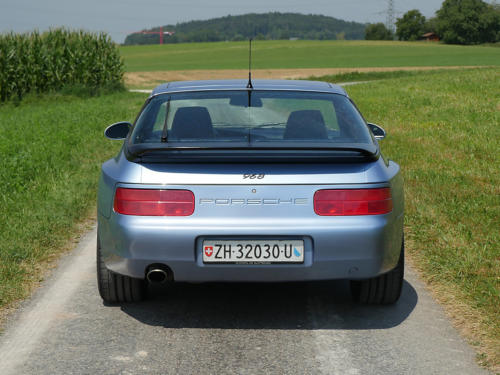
[146, 268, 168, 284]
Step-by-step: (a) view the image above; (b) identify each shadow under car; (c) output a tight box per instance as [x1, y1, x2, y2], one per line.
[118, 279, 417, 330]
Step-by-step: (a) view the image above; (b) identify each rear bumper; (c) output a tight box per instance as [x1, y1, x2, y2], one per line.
[98, 211, 404, 282]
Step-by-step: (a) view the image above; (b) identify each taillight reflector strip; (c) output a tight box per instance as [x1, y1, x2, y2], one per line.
[114, 188, 194, 216]
[314, 188, 392, 216]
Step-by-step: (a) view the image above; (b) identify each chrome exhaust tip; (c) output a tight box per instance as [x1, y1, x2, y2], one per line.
[146, 268, 168, 284]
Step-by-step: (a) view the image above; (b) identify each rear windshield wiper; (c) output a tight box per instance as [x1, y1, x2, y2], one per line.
[161, 97, 171, 142]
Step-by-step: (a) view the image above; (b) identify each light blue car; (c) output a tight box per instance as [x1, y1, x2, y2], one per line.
[97, 79, 404, 304]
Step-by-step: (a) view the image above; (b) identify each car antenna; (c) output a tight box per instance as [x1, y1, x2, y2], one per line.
[246, 38, 253, 109]
[246, 38, 253, 89]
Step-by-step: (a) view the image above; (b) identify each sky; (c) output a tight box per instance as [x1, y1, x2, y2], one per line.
[0, 0, 460, 43]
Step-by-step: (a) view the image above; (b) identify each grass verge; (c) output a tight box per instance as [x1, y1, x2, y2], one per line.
[308, 69, 444, 83]
[324, 68, 498, 370]
[0, 91, 147, 320]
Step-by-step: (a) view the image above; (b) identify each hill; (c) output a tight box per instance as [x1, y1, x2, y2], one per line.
[123, 12, 366, 45]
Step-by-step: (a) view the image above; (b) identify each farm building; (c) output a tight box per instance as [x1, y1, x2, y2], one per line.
[421, 32, 440, 42]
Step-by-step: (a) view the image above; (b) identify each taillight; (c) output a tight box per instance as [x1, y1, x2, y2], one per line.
[114, 188, 194, 216]
[314, 188, 392, 216]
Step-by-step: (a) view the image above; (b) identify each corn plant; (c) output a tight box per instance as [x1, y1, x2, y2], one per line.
[0, 28, 124, 102]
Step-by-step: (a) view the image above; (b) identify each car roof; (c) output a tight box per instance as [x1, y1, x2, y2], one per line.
[151, 79, 347, 96]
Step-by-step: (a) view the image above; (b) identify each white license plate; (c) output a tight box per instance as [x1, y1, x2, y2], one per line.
[202, 240, 304, 263]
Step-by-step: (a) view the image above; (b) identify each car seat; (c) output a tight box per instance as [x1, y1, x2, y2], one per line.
[283, 110, 328, 140]
[170, 106, 214, 139]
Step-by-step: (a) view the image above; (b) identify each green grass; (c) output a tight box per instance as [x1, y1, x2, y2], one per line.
[337, 68, 499, 368]
[307, 69, 444, 83]
[0, 91, 146, 308]
[120, 40, 500, 72]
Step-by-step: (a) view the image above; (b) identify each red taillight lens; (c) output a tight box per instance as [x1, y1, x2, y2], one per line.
[314, 188, 392, 216]
[114, 188, 194, 216]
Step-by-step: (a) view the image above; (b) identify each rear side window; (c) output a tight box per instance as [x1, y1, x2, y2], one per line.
[131, 90, 373, 145]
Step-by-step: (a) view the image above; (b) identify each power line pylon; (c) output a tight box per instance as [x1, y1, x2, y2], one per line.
[386, 0, 396, 34]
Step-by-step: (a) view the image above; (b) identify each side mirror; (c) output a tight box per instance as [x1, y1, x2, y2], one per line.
[367, 123, 386, 140]
[104, 121, 132, 140]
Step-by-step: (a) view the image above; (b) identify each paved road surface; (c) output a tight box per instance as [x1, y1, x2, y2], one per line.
[0, 227, 488, 375]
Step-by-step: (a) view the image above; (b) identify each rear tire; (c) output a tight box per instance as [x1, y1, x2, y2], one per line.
[97, 235, 145, 303]
[350, 239, 404, 305]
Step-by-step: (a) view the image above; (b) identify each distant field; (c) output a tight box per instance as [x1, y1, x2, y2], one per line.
[120, 40, 500, 72]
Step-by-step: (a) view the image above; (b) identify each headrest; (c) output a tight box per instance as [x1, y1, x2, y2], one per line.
[170, 106, 214, 139]
[284, 110, 328, 140]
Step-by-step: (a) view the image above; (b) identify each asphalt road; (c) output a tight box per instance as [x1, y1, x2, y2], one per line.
[0, 227, 489, 375]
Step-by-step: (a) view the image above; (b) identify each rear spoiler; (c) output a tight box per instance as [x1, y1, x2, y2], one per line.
[125, 142, 380, 163]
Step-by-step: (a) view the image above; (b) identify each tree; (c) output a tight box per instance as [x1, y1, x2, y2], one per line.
[423, 17, 439, 34]
[436, 0, 500, 44]
[365, 23, 394, 40]
[396, 10, 426, 41]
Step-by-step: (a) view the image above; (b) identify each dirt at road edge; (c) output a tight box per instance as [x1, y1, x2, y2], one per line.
[125, 66, 483, 87]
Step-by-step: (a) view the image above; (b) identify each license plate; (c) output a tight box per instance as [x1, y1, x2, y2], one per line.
[202, 240, 304, 263]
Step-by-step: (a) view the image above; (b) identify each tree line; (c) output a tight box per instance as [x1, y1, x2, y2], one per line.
[366, 0, 500, 44]
[124, 12, 366, 45]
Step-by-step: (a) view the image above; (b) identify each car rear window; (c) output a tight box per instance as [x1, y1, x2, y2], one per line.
[130, 90, 373, 145]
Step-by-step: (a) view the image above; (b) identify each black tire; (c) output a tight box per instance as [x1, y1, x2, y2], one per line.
[97, 235, 145, 303]
[350, 239, 404, 305]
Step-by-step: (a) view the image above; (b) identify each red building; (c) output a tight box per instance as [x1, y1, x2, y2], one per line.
[421, 32, 440, 42]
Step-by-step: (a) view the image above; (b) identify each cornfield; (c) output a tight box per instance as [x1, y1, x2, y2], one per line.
[0, 28, 124, 102]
